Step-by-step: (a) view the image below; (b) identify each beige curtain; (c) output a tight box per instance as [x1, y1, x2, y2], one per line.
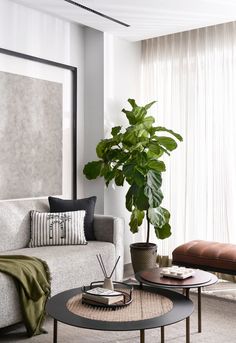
[141, 22, 236, 282]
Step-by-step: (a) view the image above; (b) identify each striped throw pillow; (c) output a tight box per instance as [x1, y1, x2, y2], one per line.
[29, 210, 87, 247]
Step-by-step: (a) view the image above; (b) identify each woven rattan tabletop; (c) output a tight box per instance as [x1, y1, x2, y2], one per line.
[66, 288, 173, 322]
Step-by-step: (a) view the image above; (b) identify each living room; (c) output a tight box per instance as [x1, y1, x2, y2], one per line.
[1, 0, 236, 342]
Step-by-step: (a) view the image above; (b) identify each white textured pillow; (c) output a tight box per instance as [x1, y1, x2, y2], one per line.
[29, 210, 87, 247]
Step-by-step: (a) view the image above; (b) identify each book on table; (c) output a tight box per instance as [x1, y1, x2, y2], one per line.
[82, 287, 124, 305]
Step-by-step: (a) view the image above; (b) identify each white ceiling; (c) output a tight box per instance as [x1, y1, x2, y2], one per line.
[12, 0, 236, 41]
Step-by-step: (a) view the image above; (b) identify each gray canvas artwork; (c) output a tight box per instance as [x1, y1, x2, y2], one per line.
[0, 71, 62, 200]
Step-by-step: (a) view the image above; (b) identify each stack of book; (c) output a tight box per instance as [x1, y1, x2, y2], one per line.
[82, 287, 124, 305]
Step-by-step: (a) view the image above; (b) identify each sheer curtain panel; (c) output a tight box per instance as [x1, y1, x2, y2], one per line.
[141, 21, 236, 257]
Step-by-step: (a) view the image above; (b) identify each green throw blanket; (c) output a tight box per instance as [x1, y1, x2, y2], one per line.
[0, 255, 51, 337]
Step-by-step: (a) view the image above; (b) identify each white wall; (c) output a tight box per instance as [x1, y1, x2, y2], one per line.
[0, 1, 143, 263]
[0, 0, 85, 198]
[104, 34, 143, 263]
[83, 31, 143, 231]
[84, 28, 105, 213]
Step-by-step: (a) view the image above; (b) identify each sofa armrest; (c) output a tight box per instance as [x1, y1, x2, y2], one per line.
[93, 215, 124, 281]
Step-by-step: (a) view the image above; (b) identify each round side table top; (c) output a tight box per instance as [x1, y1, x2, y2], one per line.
[136, 268, 218, 289]
[46, 284, 193, 332]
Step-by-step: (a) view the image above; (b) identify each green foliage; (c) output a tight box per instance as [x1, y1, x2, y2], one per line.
[130, 208, 145, 233]
[83, 99, 183, 242]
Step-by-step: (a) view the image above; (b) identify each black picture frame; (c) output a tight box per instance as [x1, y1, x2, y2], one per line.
[0, 48, 77, 199]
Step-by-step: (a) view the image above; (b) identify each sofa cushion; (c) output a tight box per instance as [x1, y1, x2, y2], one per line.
[29, 210, 87, 247]
[48, 196, 96, 241]
[0, 242, 116, 328]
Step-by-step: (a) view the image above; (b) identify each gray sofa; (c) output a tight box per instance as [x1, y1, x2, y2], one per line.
[0, 199, 124, 329]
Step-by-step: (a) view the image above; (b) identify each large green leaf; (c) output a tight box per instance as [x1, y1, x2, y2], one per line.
[100, 164, 110, 177]
[123, 163, 136, 179]
[147, 150, 164, 159]
[104, 169, 116, 187]
[133, 169, 145, 187]
[151, 139, 170, 156]
[144, 100, 156, 111]
[122, 99, 148, 125]
[162, 207, 171, 223]
[155, 223, 171, 239]
[121, 109, 136, 125]
[155, 127, 183, 142]
[135, 152, 148, 167]
[148, 160, 166, 172]
[83, 161, 103, 180]
[148, 207, 166, 228]
[149, 142, 161, 156]
[115, 169, 125, 186]
[113, 150, 129, 164]
[136, 128, 148, 138]
[129, 208, 145, 233]
[106, 149, 121, 161]
[135, 187, 149, 211]
[111, 126, 122, 136]
[123, 128, 138, 146]
[96, 139, 111, 159]
[126, 184, 137, 212]
[100, 164, 116, 186]
[157, 136, 177, 151]
[147, 170, 162, 188]
[143, 116, 155, 130]
[129, 142, 145, 153]
[144, 170, 163, 208]
[128, 98, 137, 108]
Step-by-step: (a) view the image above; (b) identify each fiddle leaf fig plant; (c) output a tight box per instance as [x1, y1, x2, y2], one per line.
[83, 99, 183, 244]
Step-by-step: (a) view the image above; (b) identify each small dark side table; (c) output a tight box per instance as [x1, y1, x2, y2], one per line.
[136, 268, 218, 343]
[46, 284, 193, 343]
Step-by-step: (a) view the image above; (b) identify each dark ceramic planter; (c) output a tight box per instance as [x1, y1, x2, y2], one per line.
[130, 242, 157, 274]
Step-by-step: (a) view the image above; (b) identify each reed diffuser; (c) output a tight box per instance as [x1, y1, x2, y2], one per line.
[96, 254, 120, 290]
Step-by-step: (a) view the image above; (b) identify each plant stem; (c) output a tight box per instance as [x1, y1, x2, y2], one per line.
[146, 211, 150, 244]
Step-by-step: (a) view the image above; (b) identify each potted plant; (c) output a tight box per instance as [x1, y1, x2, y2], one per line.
[83, 99, 182, 273]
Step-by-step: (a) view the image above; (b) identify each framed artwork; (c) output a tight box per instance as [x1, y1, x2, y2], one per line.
[0, 48, 77, 200]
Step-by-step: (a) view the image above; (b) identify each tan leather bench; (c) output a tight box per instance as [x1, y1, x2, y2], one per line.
[172, 240, 236, 275]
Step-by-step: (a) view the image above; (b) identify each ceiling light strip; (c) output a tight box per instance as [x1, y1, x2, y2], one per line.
[64, 0, 130, 27]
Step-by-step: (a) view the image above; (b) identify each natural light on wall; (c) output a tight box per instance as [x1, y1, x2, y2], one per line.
[141, 21, 236, 257]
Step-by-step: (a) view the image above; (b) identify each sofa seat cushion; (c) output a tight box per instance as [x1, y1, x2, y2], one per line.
[172, 240, 236, 272]
[0, 242, 116, 328]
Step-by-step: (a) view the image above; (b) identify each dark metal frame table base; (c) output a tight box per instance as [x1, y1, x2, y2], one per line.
[46, 285, 193, 343]
[52, 321, 166, 343]
[52, 321, 160, 343]
[136, 268, 218, 343]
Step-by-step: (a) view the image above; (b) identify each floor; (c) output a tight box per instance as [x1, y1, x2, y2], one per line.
[2, 291, 236, 343]
[1, 265, 236, 342]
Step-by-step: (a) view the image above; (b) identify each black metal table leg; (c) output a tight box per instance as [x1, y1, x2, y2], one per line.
[161, 326, 165, 343]
[53, 319, 58, 343]
[185, 289, 190, 343]
[140, 329, 145, 343]
[198, 287, 202, 333]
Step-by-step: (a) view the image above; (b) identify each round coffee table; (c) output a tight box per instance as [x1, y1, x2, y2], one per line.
[46, 284, 193, 343]
[136, 268, 218, 343]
